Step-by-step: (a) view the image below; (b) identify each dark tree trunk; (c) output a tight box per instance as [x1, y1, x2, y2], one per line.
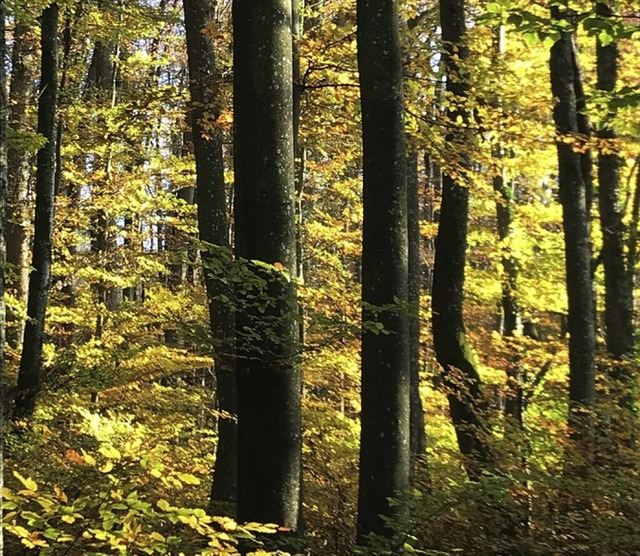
[56, 8, 80, 321]
[549, 8, 596, 429]
[6, 21, 36, 348]
[494, 173, 520, 337]
[183, 0, 237, 514]
[293, 0, 306, 347]
[1, 1, 8, 550]
[14, 3, 59, 420]
[432, 0, 494, 480]
[407, 150, 426, 472]
[86, 37, 117, 340]
[596, 1, 634, 404]
[491, 27, 523, 423]
[233, 0, 302, 534]
[423, 153, 441, 293]
[628, 159, 640, 304]
[356, 0, 410, 542]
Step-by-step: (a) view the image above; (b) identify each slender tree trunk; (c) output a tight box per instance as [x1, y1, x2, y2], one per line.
[628, 160, 640, 305]
[0, 0, 8, 551]
[490, 27, 523, 424]
[233, 0, 302, 535]
[407, 150, 426, 472]
[6, 21, 36, 348]
[293, 0, 306, 347]
[549, 8, 596, 431]
[183, 0, 237, 514]
[423, 153, 441, 293]
[431, 0, 494, 480]
[86, 37, 116, 339]
[356, 0, 410, 542]
[14, 3, 59, 420]
[56, 7, 80, 321]
[596, 1, 634, 408]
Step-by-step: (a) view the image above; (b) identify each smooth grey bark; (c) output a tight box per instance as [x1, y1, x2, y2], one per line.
[431, 0, 494, 480]
[233, 0, 302, 534]
[407, 151, 426, 471]
[6, 21, 36, 348]
[356, 0, 410, 542]
[596, 1, 634, 403]
[549, 8, 596, 427]
[14, 3, 59, 420]
[0, 1, 8, 551]
[183, 0, 236, 514]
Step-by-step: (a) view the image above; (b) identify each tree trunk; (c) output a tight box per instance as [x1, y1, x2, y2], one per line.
[356, 0, 410, 542]
[549, 8, 596, 431]
[407, 150, 426, 472]
[0, 1, 8, 550]
[14, 2, 59, 420]
[596, 1, 634, 407]
[183, 0, 237, 515]
[233, 0, 302, 535]
[6, 21, 36, 348]
[423, 153, 441, 293]
[432, 0, 494, 480]
[86, 37, 116, 339]
[293, 0, 306, 347]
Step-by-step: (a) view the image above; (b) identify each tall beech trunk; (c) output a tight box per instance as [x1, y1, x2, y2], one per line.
[596, 1, 634, 405]
[356, 0, 410, 542]
[293, 0, 306, 347]
[86, 37, 116, 339]
[494, 171, 520, 337]
[6, 21, 36, 348]
[431, 0, 494, 480]
[549, 8, 596, 430]
[14, 3, 59, 420]
[183, 0, 236, 514]
[423, 153, 441, 293]
[408, 151, 426, 471]
[1, 2, 8, 550]
[491, 26, 520, 341]
[491, 27, 523, 425]
[233, 0, 302, 534]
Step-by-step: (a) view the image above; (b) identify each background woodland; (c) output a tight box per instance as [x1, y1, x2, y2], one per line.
[2, 0, 640, 554]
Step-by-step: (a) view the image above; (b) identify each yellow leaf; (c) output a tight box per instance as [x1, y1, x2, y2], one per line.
[61, 515, 76, 524]
[10, 525, 30, 538]
[99, 445, 121, 460]
[54, 485, 68, 503]
[81, 451, 96, 466]
[99, 461, 114, 473]
[13, 471, 37, 491]
[177, 473, 200, 485]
